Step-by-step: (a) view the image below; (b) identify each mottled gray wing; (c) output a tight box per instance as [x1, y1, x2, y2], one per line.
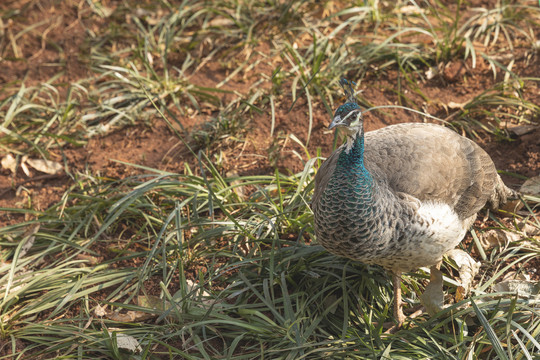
[312, 147, 343, 210]
[313, 123, 507, 220]
[364, 123, 498, 219]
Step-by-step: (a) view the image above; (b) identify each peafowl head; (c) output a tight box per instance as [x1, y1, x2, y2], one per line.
[329, 79, 363, 138]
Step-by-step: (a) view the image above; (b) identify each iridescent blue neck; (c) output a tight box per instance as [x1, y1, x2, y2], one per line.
[330, 130, 374, 206]
[320, 128, 375, 223]
[337, 133, 369, 176]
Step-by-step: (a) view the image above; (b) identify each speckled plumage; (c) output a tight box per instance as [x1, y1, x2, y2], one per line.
[313, 80, 515, 327]
[312, 119, 514, 274]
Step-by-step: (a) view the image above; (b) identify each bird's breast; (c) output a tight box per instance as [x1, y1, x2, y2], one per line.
[313, 183, 470, 272]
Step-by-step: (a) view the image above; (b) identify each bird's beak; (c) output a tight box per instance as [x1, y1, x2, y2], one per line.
[328, 115, 342, 130]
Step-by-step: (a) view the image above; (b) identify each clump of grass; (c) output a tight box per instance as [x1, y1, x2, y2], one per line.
[459, 2, 540, 51]
[2, 0, 540, 358]
[446, 78, 540, 138]
[1, 151, 539, 358]
[0, 81, 88, 157]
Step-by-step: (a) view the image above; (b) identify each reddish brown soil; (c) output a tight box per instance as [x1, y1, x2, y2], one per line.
[1, 0, 539, 226]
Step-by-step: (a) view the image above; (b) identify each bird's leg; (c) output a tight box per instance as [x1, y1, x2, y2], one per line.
[428, 261, 442, 292]
[393, 272, 406, 326]
[383, 272, 406, 334]
[420, 262, 445, 316]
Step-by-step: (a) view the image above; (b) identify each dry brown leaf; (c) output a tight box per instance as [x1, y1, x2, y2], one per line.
[498, 198, 523, 213]
[500, 271, 530, 282]
[447, 249, 481, 300]
[448, 101, 466, 109]
[21, 156, 31, 177]
[1, 154, 17, 173]
[394, 5, 425, 14]
[505, 124, 536, 136]
[208, 17, 235, 27]
[94, 304, 107, 317]
[425, 67, 438, 80]
[226, 171, 246, 200]
[492, 280, 540, 298]
[520, 175, 540, 196]
[19, 223, 40, 258]
[75, 254, 103, 265]
[184, 279, 213, 304]
[1, 155, 62, 176]
[25, 158, 62, 175]
[107, 330, 142, 353]
[108, 310, 154, 322]
[137, 294, 166, 311]
[480, 229, 521, 249]
[517, 221, 540, 237]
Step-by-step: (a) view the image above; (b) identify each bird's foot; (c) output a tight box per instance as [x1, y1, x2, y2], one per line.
[383, 305, 425, 334]
[384, 323, 401, 334]
[408, 305, 425, 319]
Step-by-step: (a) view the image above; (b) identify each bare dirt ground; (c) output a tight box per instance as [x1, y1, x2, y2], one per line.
[0, 0, 539, 224]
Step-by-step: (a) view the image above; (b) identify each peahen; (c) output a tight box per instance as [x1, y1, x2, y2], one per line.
[312, 79, 515, 326]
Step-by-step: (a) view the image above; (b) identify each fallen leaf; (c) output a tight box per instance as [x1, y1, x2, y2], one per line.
[108, 331, 142, 353]
[75, 254, 103, 265]
[505, 124, 536, 136]
[500, 271, 530, 282]
[208, 17, 235, 27]
[480, 229, 521, 249]
[448, 101, 466, 109]
[498, 198, 523, 213]
[19, 223, 40, 258]
[520, 175, 540, 196]
[1, 154, 17, 173]
[447, 249, 481, 300]
[25, 158, 62, 175]
[518, 221, 540, 237]
[137, 294, 166, 311]
[492, 280, 540, 298]
[425, 66, 439, 80]
[108, 310, 154, 322]
[394, 5, 424, 14]
[20, 156, 31, 177]
[226, 171, 246, 200]
[95, 6, 114, 18]
[176, 279, 214, 306]
[94, 304, 107, 317]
